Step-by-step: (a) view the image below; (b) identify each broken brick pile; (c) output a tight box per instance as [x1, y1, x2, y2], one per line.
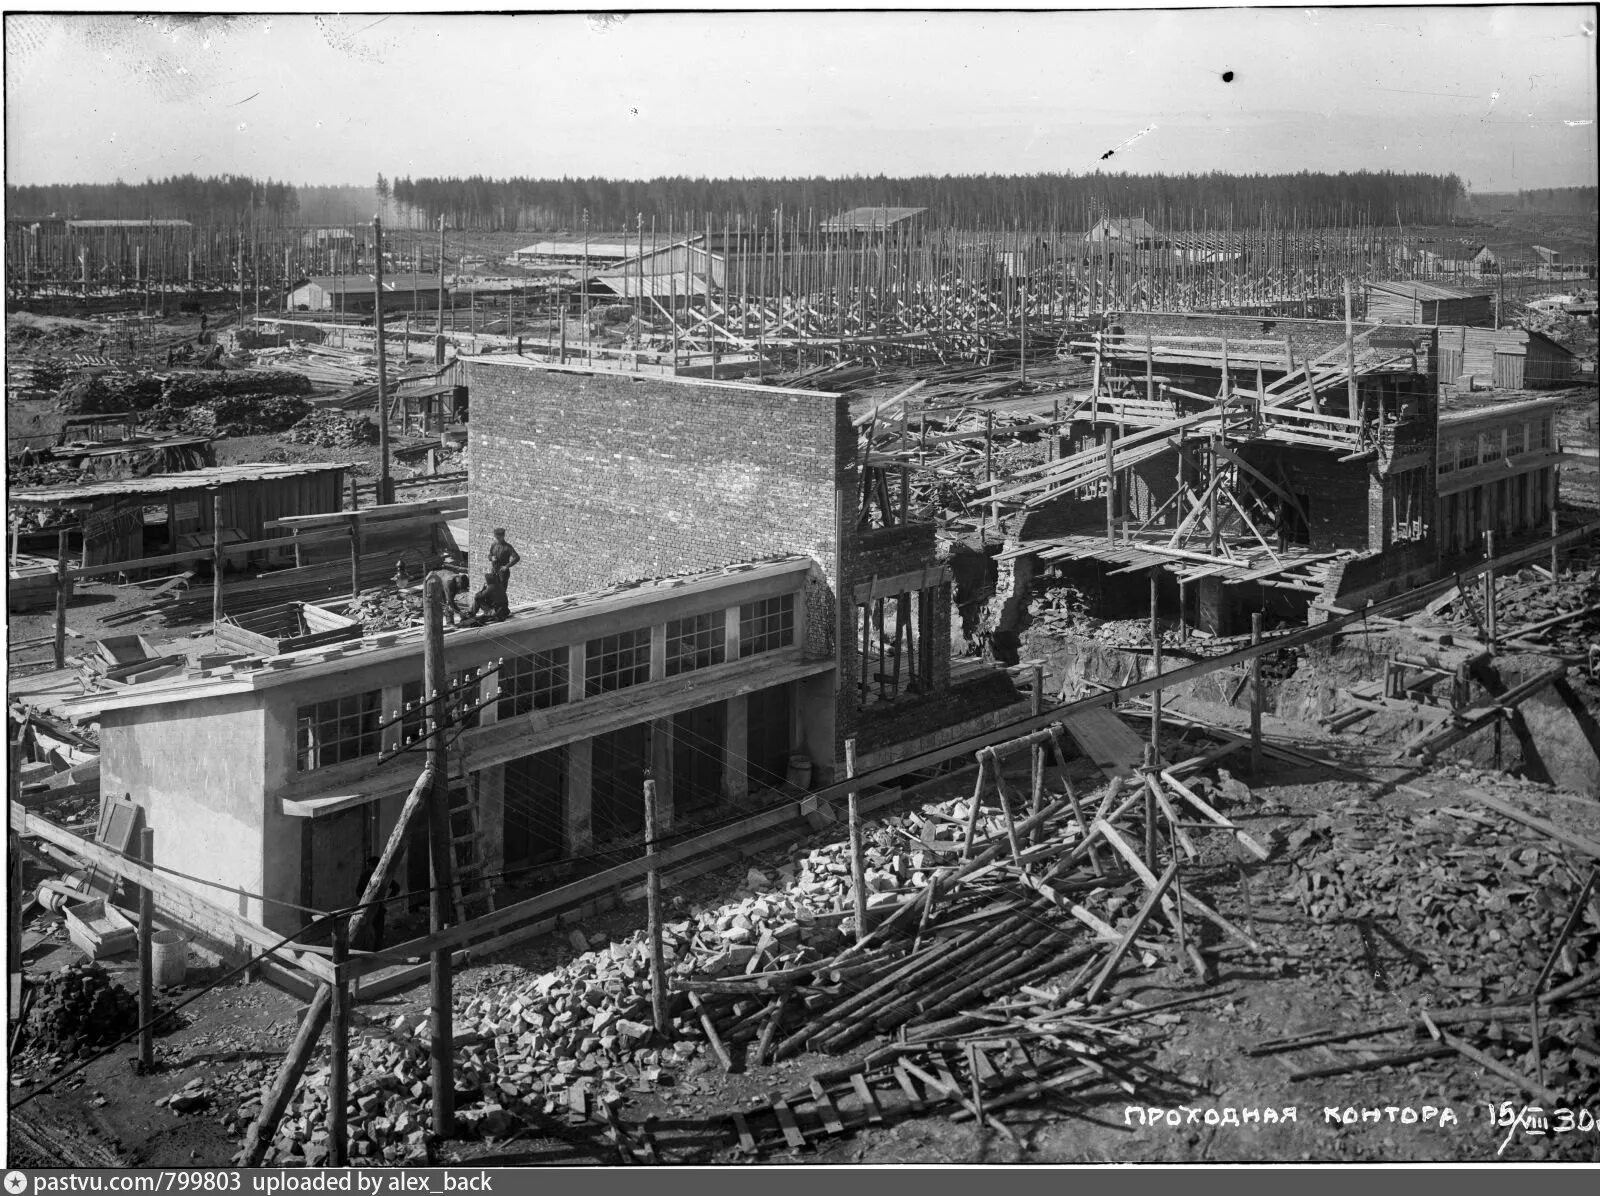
[237, 795, 1034, 1165]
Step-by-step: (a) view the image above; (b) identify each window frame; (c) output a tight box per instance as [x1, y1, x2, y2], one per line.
[665, 610, 727, 677]
[295, 690, 382, 772]
[584, 627, 653, 696]
[498, 648, 570, 719]
[738, 593, 796, 658]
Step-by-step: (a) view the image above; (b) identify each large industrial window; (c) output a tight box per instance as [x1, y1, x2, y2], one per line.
[1481, 430, 1502, 464]
[1457, 435, 1480, 470]
[499, 649, 568, 719]
[856, 586, 938, 705]
[1505, 423, 1526, 457]
[739, 594, 795, 657]
[666, 611, 726, 676]
[585, 628, 652, 696]
[296, 691, 381, 771]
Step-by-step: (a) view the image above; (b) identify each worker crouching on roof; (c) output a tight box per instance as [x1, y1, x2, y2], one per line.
[466, 570, 510, 623]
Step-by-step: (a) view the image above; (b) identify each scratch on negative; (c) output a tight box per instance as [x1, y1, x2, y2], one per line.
[1100, 124, 1156, 162]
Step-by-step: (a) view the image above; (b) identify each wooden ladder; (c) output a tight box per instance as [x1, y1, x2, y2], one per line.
[446, 780, 495, 924]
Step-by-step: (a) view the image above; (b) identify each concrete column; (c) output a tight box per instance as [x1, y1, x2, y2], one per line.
[565, 738, 593, 855]
[723, 694, 749, 801]
[476, 764, 505, 883]
[650, 624, 667, 681]
[566, 643, 585, 704]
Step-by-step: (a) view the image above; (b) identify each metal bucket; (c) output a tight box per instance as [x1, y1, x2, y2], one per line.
[152, 930, 188, 987]
[785, 754, 813, 791]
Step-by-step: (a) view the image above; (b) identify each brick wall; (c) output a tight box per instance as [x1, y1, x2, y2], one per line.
[1238, 443, 1371, 551]
[467, 359, 848, 604]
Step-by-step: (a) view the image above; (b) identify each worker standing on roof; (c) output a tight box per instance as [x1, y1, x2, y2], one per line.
[487, 527, 520, 589]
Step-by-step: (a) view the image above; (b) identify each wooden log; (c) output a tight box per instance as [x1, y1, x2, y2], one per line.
[1095, 818, 1262, 951]
[688, 989, 734, 1072]
[1084, 858, 1180, 1005]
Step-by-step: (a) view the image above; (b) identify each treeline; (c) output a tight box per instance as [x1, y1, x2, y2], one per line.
[9, 169, 1470, 232]
[384, 170, 1467, 231]
[6, 174, 299, 223]
[1513, 186, 1597, 215]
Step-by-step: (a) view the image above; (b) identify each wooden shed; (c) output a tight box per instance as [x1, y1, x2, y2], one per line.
[1366, 280, 1494, 327]
[8, 462, 350, 573]
[1436, 325, 1577, 391]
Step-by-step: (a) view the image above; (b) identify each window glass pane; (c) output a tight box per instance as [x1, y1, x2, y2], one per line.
[666, 611, 726, 676]
[738, 594, 795, 657]
[585, 628, 652, 696]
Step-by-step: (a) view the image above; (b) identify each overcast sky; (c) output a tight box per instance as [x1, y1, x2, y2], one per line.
[5, 7, 1596, 192]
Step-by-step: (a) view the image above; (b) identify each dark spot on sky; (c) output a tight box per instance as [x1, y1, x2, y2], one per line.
[1222, 70, 1234, 82]
[1100, 149, 1115, 160]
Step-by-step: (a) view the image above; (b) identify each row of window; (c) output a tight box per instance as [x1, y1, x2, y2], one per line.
[1438, 417, 1552, 475]
[294, 594, 796, 772]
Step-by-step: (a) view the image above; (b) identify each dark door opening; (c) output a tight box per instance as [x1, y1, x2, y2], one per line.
[672, 701, 727, 813]
[591, 723, 650, 842]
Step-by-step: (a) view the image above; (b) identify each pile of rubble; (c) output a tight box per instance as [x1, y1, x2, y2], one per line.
[344, 586, 423, 633]
[1282, 771, 1598, 1006]
[155, 394, 313, 438]
[22, 963, 143, 1060]
[280, 411, 379, 448]
[1477, 565, 1600, 657]
[241, 764, 1256, 1164]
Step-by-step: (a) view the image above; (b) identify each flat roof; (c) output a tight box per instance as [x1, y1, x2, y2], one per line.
[67, 553, 815, 715]
[1367, 279, 1491, 302]
[462, 354, 842, 399]
[9, 462, 350, 506]
[1438, 395, 1568, 424]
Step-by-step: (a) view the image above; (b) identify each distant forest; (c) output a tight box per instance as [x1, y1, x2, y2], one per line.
[1462, 186, 1597, 216]
[384, 170, 1470, 230]
[17, 171, 1595, 233]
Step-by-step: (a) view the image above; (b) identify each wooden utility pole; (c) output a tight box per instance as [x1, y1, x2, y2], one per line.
[437, 215, 446, 350]
[212, 492, 224, 631]
[53, 529, 68, 669]
[1344, 275, 1357, 422]
[1104, 428, 1117, 544]
[137, 826, 154, 1069]
[241, 762, 442, 1164]
[644, 775, 667, 1034]
[328, 920, 350, 1165]
[1149, 566, 1162, 766]
[846, 738, 868, 944]
[422, 573, 455, 1135]
[1250, 612, 1265, 777]
[373, 217, 393, 507]
[1484, 530, 1498, 645]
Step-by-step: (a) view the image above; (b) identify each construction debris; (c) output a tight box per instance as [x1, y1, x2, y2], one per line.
[241, 760, 1239, 1164]
[280, 410, 379, 449]
[22, 963, 144, 1060]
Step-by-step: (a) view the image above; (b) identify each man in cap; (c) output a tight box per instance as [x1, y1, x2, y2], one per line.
[487, 527, 521, 589]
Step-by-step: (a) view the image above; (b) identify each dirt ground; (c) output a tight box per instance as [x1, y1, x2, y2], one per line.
[9, 710, 1600, 1166]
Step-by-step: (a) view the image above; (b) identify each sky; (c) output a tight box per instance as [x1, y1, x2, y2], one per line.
[4, 7, 1597, 192]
